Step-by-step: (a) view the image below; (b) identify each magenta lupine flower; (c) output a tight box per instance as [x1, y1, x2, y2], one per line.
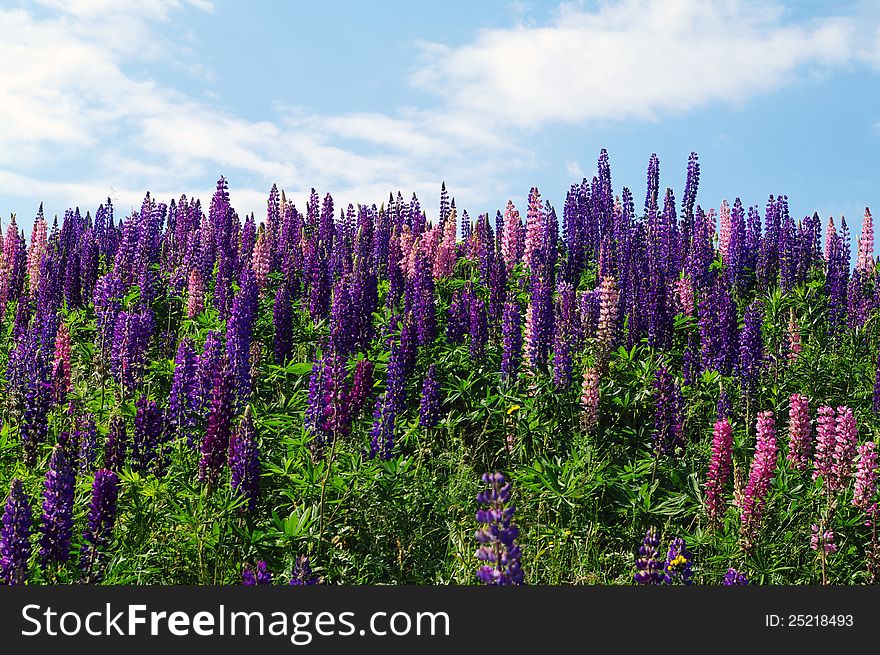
[832, 406, 858, 490]
[0, 479, 32, 585]
[39, 444, 75, 564]
[786, 394, 812, 472]
[813, 406, 838, 489]
[811, 524, 837, 554]
[348, 358, 374, 415]
[229, 406, 260, 513]
[856, 207, 874, 276]
[501, 200, 523, 271]
[853, 441, 878, 512]
[580, 366, 599, 432]
[523, 187, 544, 272]
[675, 275, 694, 316]
[80, 469, 119, 582]
[199, 355, 235, 487]
[596, 274, 619, 355]
[27, 211, 47, 296]
[705, 419, 733, 527]
[740, 411, 778, 549]
[186, 269, 204, 319]
[52, 322, 72, 402]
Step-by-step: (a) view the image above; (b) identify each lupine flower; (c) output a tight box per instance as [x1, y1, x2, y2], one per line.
[740, 411, 778, 550]
[273, 282, 293, 365]
[132, 396, 165, 475]
[104, 415, 127, 471]
[705, 419, 733, 527]
[722, 568, 749, 585]
[787, 310, 802, 364]
[52, 322, 72, 401]
[80, 469, 119, 582]
[500, 299, 522, 383]
[634, 527, 663, 585]
[786, 394, 812, 472]
[289, 556, 320, 585]
[0, 479, 32, 585]
[675, 275, 694, 316]
[737, 300, 764, 407]
[596, 274, 619, 357]
[475, 472, 523, 585]
[242, 561, 272, 586]
[853, 441, 878, 512]
[856, 207, 874, 276]
[199, 356, 235, 487]
[716, 387, 731, 421]
[652, 366, 684, 457]
[813, 405, 837, 488]
[39, 445, 76, 565]
[186, 269, 204, 319]
[832, 406, 858, 489]
[810, 524, 837, 554]
[418, 365, 441, 428]
[501, 200, 522, 270]
[168, 339, 198, 445]
[229, 406, 260, 513]
[875, 347, 880, 415]
[663, 537, 693, 585]
[580, 366, 600, 433]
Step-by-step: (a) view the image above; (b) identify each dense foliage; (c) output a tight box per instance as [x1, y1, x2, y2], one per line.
[1, 150, 879, 585]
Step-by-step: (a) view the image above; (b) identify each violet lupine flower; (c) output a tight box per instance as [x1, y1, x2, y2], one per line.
[289, 556, 320, 585]
[723, 568, 749, 585]
[832, 406, 858, 490]
[196, 331, 223, 415]
[199, 356, 235, 488]
[21, 377, 51, 466]
[39, 444, 75, 565]
[716, 387, 731, 421]
[705, 419, 733, 528]
[500, 299, 522, 383]
[853, 441, 878, 512]
[77, 414, 100, 474]
[810, 524, 837, 555]
[0, 479, 32, 585]
[348, 358, 374, 416]
[475, 472, 524, 585]
[737, 300, 764, 408]
[786, 394, 812, 472]
[418, 365, 441, 428]
[445, 290, 468, 344]
[104, 415, 127, 471]
[524, 277, 553, 372]
[273, 282, 293, 365]
[80, 469, 119, 582]
[168, 339, 198, 445]
[652, 366, 685, 457]
[226, 268, 258, 405]
[110, 308, 154, 394]
[468, 289, 488, 361]
[132, 396, 164, 475]
[634, 527, 663, 585]
[229, 405, 260, 513]
[698, 272, 736, 375]
[739, 411, 778, 550]
[242, 561, 272, 586]
[663, 537, 693, 585]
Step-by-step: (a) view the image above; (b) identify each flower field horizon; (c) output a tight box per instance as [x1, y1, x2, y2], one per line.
[1, 149, 879, 586]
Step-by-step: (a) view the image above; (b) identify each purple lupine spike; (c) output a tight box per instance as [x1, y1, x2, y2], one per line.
[723, 568, 749, 585]
[229, 405, 260, 513]
[226, 268, 258, 406]
[475, 472, 523, 585]
[289, 556, 320, 585]
[196, 331, 223, 415]
[39, 444, 76, 565]
[242, 561, 272, 586]
[652, 366, 685, 457]
[132, 396, 164, 476]
[663, 536, 693, 585]
[716, 387, 731, 421]
[524, 276, 553, 372]
[273, 282, 293, 365]
[419, 364, 442, 428]
[199, 355, 235, 488]
[737, 300, 764, 408]
[80, 469, 120, 582]
[168, 339, 198, 445]
[445, 289, 468, 344]
[1, 479, 32, 585]
[551, 291, 573, 389]
[77, 413, 100, 474]
[104, 415, 127, 471]
[698, 272, 736, 375]
[110, 308, 154, 394]
[634, 527, 663, 585]
[349, 358, 374, 415]
[468, 287, 488, 361]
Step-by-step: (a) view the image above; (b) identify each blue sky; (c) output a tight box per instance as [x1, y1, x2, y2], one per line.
[1, 0, 879, 243]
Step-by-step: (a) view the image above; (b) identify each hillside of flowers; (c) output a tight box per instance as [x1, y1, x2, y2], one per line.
[1, 149, 879, 586]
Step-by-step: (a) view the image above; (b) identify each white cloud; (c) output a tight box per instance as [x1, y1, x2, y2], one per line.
[1, 0, 878, 223]
[411, 0, 859, 128]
